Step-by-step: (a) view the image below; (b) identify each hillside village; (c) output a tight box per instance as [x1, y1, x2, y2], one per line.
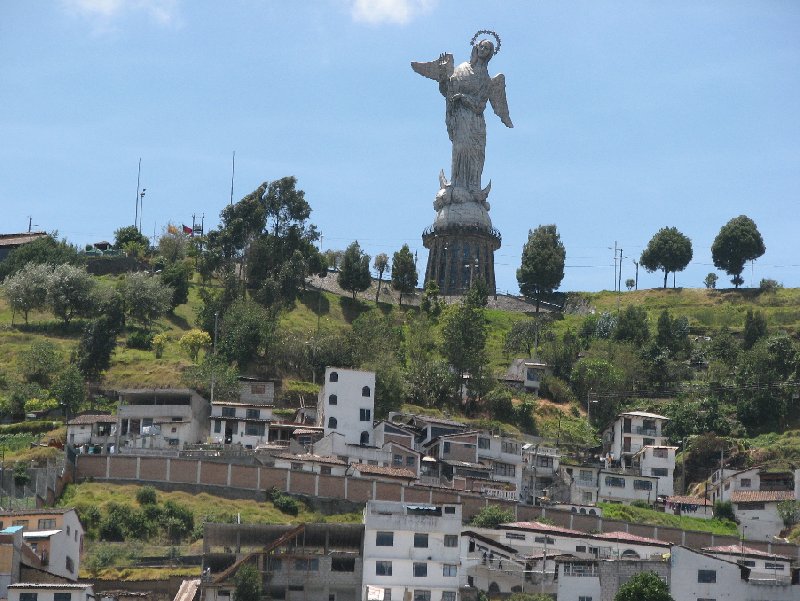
[1, 220, 800, 601]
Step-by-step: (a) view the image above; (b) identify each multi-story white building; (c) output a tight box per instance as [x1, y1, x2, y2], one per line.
[633, 445, 677, 496]
[602, 411, 670, 461]
[115, 388, 209, 450]
[210, 401, 273, 448]
[362, 501, 462, 601]
[318, 368, 376, 446]
[8, 583, 95, 601]
[521, 444, 561, 504]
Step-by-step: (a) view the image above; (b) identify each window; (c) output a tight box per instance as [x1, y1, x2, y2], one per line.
[362, 386, 371, 397]
[505, 532, 525, 540]
[737, 502, 765, 510]
[443, 441, 451, 453]
[643, 437, 655, 446]
[245, 423, 265, 436]
[534, 536, 555, 545]
[393, 454, 403, 466]
[291, 462, 304, 471]
[651, 468, 669, 477]
[563, 563, 597, 577]
[738, 560, 756, 567]
[579, 469, 594, 483]
[765, 562, 785, 570]
[246, 408, 260, 419]
[582, 491, 593, 502]
[414, 533, 429, 548]
[19, 594, 37, 601]
[383, 590, 392, 601]
[360, 408, 371, 421]
[54, 594, 71, 601]
[213, 420, 222, 434]
[328, 394, 337, 405]
[221, 406, 235, 418]
[697, 569, 716, 583]
[406, 456, 415, 467]
[294, 558, 319, 571]
[412, 592, 430, 601]
[494, 462, 516, 477]
[328, 417, 338, 429]
[251, 384, 266, 395]
[66, 555, 75, 573]
[329, 371, 338, 382]
[38, 519, 56, 529]
[740, 478, 751, 488]
[502, 441, 518, 454]
[444, 535, 458, 547]
[413, 562, 427, 577]
[633, 479, 653, 490]
[444, 506, 456, 514]
[376, 531, 394, 546]
[478, 437, 490, 449]
[331, 557, 355, 572]
[653, 448, 668, 458]
[576, 545, 587, 553]
[537, 456, 553, 468]
[66, 525, 70, 535]
[604, 476, 626, 488]
[442, 564, 457, 577]
[360, 431, 370, 445]
[375, 561, 393, 576]
[320, 466, 331, 475]
[270, 558, 282, 571]
[442, 593, 456, 601]
[578, 597, 592, 601]
[13, 520, 28, 528]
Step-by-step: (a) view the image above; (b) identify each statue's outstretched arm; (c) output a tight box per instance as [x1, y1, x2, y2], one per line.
[489, 73, 513, 128]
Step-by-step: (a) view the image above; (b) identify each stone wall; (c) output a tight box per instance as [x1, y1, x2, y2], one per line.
[75, 455, 800, 560]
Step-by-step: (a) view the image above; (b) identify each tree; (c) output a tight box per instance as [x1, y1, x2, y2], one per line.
[704, 273, 718, 289]
[76, 317, 119, 381]
[51, 364, 85, 418]
[121, 272, 172, 330]
[711, 215, 766, 288]
[391, 244, 418, 306]
[182, 355, 240, 401]
[742, 309, 767, 350]
[614, 305, 650, 346]
[114, 225, 150, 250]
[517, 224, 566, 312]
[218, 299, 275, 367]
[19, 341, 63, 388]
[442, 283, 489, 403]
[373, 253, 389, 302]
[504, 316, 551, 357]
[233, 564, 262, 601]
[179, 329, 212, 362]
[614, 571, 674, 601]
[46, 264, 96, 325]
[0, 234, 82, 279]
[778, 500, 800, 529]
[157, 225, 189, 264]
[625, 278, 635, 291]
[160, 261, 192, 310]
[420, 281, 444, 318]
[639, 226, 693, 289]
[2, 262, 50, 324]
[337, 241, 371, 300]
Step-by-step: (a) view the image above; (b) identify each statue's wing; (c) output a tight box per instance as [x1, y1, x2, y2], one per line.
[489, 73, 513, 128]
[411, 53, 453, 82]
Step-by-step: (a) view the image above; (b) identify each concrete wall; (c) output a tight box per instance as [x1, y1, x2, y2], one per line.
[74, 455, 800, 560]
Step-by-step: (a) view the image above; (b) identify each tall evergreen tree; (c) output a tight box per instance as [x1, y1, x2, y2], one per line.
[517, 224, 566, 312]
[337, 241, 371, 299]
[391, 244, 418, 306]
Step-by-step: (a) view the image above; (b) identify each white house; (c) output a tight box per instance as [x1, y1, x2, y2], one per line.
[8, 584, 95, 601]
[66, 414, 116, 454]
[633, 445, 677, 497]
[115, 388, 209, 450]
[597, 469, 660, 505]
[602, 411, 670, 461]
[318, 368, 376, 446]
[731, 490, 795, 540]
[362, 501, 462, 601]
[703, 544, 793, 579]
[209, 401, 273, 448]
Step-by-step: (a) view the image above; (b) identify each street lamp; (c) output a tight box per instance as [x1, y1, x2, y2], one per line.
[586, 390, 598, 425]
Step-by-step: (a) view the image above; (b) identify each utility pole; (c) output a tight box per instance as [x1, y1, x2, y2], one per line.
[135, 158, 142, 227]
[230, 151, 236, 206]
[632, 260, 639, 291]
[210, 311, 219, 404]
[617, 248, 623, 293]
[139, 189, 146, 234]
[612, 241, 618, 291]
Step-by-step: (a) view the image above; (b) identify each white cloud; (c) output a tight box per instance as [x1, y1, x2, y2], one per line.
[61, 0, 180, 27]
[350, 0, 437, 25]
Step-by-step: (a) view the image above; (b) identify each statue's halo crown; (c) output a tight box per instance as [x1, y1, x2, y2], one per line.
[470, 30, 501, 55]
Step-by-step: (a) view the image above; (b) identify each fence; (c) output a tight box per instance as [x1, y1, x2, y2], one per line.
[75, 454, 800, 560]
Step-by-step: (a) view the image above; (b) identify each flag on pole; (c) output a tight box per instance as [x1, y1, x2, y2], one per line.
[167, 224, 179, 235]
[182, 224, 193, 236]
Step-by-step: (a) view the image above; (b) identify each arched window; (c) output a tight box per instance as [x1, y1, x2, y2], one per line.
[329, 371, 338, 382]
[621, 549, 640, 559]
[488, 583, 500, 594]
[360, 431, 370, 445]
[329, 394, 338, 405]
[361, 386, 371, 397]
[579, 507, 586, 514]
[328, 417, 337, 429]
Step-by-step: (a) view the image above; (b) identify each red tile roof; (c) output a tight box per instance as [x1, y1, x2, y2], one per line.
[272, 453, 346, 466]
[703, 544, 789, 560]
[667, 495, 712, 506]
[67, 414, 115, 425]
[502, 521, 585, 536]
[730, 490, 795, 503]
[595, 531, 669, 546]
[352, 463, 416, 479]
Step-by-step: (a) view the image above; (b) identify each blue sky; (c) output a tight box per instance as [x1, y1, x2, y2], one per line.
[1, 1, 798, 293]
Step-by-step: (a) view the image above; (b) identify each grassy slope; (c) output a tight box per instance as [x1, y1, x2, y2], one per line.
[598, 502, 738, 536]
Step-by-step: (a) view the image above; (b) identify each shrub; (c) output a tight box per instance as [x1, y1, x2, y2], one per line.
[136, 485, 158, 505]
[267, 487, 300, 516]
[13, 462, 30, 487]
[540, 375, 576, 404]
[152, 333, 168, 358]
[713, 501, 736, 523]
[127, 330, 153, 350]
[469, 504, 515, 528]
[759, 278, 782, 292]
[631, 500, 651, 509]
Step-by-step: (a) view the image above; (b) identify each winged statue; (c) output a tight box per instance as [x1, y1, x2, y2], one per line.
[412, 34, 512, 206]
